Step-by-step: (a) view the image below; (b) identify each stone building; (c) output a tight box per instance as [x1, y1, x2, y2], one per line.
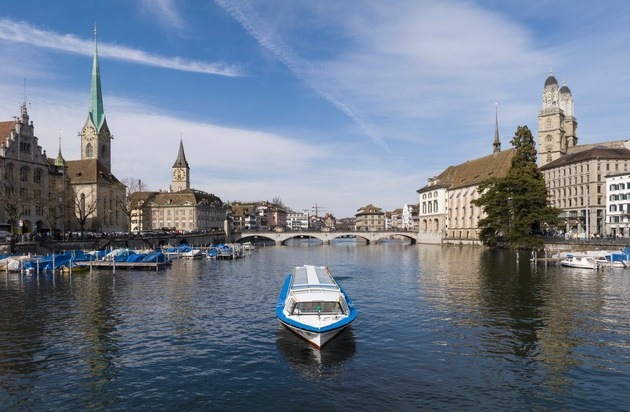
[355, 204, 385, 231]
[286, 210, 309, 231]
[537, 72, 630, 236]
[417, 106, 514, 245]
[388, 205, 417, 231]
[605, 173, 630, 237]
[65, 32, 127, 233]
[0, 104, 67, 235]
[417, 149, 514, 244]
[230, 203, 258, 231]
[129, 140, 227, 233]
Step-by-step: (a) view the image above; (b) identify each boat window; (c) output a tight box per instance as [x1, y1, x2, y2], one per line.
[293, 301, 343, 315]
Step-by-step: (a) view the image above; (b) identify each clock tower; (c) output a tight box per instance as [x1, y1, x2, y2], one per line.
[537, 71, 578, 168]
[80, 27, 112, 170]
[172, 139, 190, 192]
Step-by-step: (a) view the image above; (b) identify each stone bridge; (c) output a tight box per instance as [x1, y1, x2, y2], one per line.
[233, 230, 418, 245]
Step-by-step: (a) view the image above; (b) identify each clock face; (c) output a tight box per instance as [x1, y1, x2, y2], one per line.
[85, 127, 95, 142]
[173, 169, 185, 180]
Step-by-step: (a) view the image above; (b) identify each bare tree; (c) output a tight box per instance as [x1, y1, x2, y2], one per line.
[36, 183, 73, 238]
[72, 189, 98, 232]
[0, 181, 23, 235]
[117, 177, 146, 228]
[272, 196, 290, 211]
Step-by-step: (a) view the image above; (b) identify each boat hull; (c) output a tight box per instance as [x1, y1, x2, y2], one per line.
[278, 319, 350, 348]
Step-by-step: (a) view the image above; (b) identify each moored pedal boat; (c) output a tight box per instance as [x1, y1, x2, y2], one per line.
[276, 265, 356, 349]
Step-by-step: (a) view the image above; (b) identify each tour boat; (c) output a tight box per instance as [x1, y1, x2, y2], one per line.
[276, 265, 357, 349]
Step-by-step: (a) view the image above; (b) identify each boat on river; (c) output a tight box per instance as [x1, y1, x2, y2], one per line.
[560, 254, 597, 269]
[61, 262, 89, 273]
[181, 248, 203, 259]
[276, 265, 356, 349]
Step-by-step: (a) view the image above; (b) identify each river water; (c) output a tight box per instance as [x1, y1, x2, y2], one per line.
[0, 242, 629, 411]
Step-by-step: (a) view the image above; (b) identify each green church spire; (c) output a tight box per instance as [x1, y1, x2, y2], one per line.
[88, 25, 105, 132]
[54, 132, 65, 167]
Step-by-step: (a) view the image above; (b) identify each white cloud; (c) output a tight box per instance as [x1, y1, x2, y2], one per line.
[214, 0, 388, 149]
[0, 19, 242, 77]
[140, 0, 185, 32]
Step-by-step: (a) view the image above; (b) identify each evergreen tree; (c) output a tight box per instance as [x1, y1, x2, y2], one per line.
[473, 125, 560, 248]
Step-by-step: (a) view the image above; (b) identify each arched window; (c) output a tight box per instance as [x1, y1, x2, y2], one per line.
[5, 163, 14, 180]
[20, 166, 29, 182]
[34, 168, 42, 184]
[86, 143, 93, 158]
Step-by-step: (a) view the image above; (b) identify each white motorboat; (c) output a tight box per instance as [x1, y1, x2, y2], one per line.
[560, 254, 597, 269]
[276, 265, 357, 349]
[181, 248, 203, 259]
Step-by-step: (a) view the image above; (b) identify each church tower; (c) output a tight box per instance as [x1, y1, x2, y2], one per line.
[172, 139, 190, 192]
[538, 71, 578, 167]
[80, 27, 112, 170]
[493, 103, 501, 153]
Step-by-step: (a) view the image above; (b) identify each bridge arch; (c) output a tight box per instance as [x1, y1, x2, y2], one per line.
[233, 231, 418, 245]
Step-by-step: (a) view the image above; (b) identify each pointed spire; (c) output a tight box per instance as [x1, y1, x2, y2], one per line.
[54, 130, 66, 167]
[493, 103, 501, 153]
[88, 24, 105, 132]
[173, 137, 190, 168]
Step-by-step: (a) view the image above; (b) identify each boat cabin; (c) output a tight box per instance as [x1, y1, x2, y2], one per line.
[287, 265, 349, 315]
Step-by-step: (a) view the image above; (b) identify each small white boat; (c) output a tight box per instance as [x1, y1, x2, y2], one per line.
[181, 249, 203, 259]
[560, 254, 597, 269]
[242, 242, 256, 251]
[276, 265, 357, 349]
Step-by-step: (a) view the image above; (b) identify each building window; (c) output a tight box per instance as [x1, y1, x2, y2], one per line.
[34, 169, 42, 184]
[20, 166, 29, 182]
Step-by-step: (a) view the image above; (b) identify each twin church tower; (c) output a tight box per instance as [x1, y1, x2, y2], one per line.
[537, 72, 578, 168]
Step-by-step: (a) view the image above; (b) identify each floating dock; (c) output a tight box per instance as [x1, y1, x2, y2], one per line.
[87, 260, 170, 272]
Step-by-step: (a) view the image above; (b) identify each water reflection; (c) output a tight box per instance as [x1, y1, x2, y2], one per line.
[276, 325, 356, 381]
[417, 245, 630, 401]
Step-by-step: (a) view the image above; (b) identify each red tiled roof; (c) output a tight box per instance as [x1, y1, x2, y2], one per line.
[65, 159, 123, 185]
[418, 149, 515, 193]
[0, 120, 14, 147]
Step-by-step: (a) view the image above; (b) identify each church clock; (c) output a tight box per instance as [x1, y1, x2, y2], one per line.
[173, 168, 186, 180]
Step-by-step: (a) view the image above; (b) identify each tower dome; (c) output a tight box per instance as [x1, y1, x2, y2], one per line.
[545, 75, 558, 87]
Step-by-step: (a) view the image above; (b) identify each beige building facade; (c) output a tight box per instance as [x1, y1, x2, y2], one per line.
[0, 104, 67, 235]
[538, 72, 630, 237]
[355, 204, 385, 231]
[417, 149, 514, 245]
[129, 140, 227, 233]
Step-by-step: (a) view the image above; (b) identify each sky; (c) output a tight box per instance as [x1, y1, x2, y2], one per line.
[1, 1, 630, 218]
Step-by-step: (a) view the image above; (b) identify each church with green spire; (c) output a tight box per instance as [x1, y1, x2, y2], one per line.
[64, 28, 127, 233]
